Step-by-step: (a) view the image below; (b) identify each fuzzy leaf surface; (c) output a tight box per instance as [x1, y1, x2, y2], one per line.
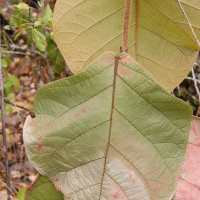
[24, 52, 192, 199]
[174, 116, 200, 200]
[25, 174, 64, 200]
[53, 0, 199, 92]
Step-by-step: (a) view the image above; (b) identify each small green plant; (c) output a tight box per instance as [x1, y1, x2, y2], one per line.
[1, 2, 52, 51]
[22, 0, 200, 199]
[0, 47, 19, 119]
[0, 1, 66, 121]
[1, 1, 64, 81]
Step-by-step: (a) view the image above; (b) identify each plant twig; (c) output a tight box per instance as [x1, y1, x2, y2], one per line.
[1, 44, 46, 58]
[0, 12, 29, 24]
[176, 0, 200, 47]
[43, 31, 54, 81]
[191, 68, 200, 116]
[2, 51, 31, 56]
[191, 68, 200, 100]
[195, 62, 200, 67]
[7, 7, 30, 20]
[2, 31, 15, 48]
[0, 181, 16, 199]
[122, 0, 133, 52]
[4, 99, 34, 113]
[185, 77, 200, 84]
[0, 25, 11, 200]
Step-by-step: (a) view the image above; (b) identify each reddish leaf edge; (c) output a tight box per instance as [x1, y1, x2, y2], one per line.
[173, 116, 200, 200]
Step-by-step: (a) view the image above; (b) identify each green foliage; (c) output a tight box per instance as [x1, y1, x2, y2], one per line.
[7, 73, 20, 90]
[2, 71, 20, 115]
[14, 28, 25, 40]
[3, 2, 53, 52]
[32, 28, 47, 52]
[1, 58, 7, 68]
[1, 48, 11, 69]
[10, 8, 29, 28]
[16, 187, 27, 200]
[1, 0, 64, 86]
[15, 2, 29, 10]
[5, 104, 13, 115]
[46, 32, 63, 77]
[3, 25, 11, 30]
[6, 93, 15, 99]
[2, 71, 20, 117]
[0, 1, 62, 121]
[25, 174, 64, 200]
[34, 4, 53, 28]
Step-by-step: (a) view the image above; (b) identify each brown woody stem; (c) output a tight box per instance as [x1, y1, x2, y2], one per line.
[0, 21, 11, 200]
[122, 0, 133, 52]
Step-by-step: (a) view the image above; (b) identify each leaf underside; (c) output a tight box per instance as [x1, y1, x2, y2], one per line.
[23, 52, 192, 199]
[53, 0, 199, 92]
[174, 116, 200, 200]
[25, 174, 64, 200]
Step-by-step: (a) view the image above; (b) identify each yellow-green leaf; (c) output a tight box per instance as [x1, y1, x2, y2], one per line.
[32, 28, 46, 51]
[14, 28, 24, 40]
[17, 187, 27, 200]
[43, 4, 52, 25]
[37, 1, 44, 10]
[17, 2, 29, 10]
[7, 73, 20, 90]
[53, 0, 200, 92]
[25, 174, 64, 200]
[6, 93, 15, 99]
[3, 25, 11, 30]
[2, 58, 8, 68]
[34, 18, 44, 26]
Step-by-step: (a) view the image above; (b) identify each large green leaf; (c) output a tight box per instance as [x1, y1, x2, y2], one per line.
[174, 116, 200, 200]
[24, 52, 192, 199]
[25, 174, 64, 200]
[53, 0, 200, 92]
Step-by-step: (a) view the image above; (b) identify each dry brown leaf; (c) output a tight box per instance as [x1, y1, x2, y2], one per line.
[11, 102, 33, 113]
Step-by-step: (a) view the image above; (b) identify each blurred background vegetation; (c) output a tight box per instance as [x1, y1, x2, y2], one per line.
[0, 0, 199, 199]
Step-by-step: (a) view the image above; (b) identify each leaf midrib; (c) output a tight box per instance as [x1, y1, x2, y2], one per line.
[99, 54, 119, 199]
[97, 56, 185, 198]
